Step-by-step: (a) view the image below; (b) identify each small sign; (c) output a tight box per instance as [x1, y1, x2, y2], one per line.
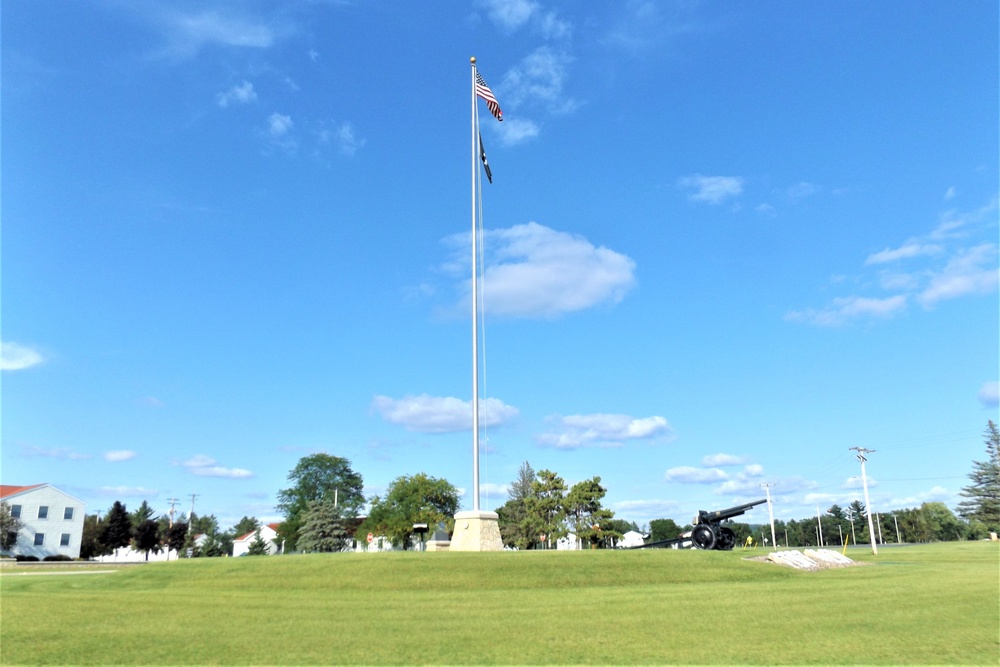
[367, 533, 374, 544]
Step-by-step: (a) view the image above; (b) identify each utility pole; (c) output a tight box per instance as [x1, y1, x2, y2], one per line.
[876, 513, 884, 545]
[167, 498, 179, 528]
[816, 506, 824, 547]
[188, 494, 199, 529]
[847, 507, 857, 545]
[850, 447, 878, 555]
[893, 514, 902, 544]
[760, 483, 777, 550]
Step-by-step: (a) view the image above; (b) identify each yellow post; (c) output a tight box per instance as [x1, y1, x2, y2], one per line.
[842, 533, 850, 556]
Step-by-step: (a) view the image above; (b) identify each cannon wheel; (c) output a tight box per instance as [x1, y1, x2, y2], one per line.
[717, 527, 736, 551]
[691, 524, 716, 550]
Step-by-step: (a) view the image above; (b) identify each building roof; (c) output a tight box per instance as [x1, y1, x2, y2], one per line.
[0, 484, 46, 500]
[235, 523, 282, 542]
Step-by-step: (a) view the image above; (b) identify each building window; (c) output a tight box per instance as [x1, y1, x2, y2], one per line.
[34, 533, 45, 546]
[11, 505, 21, 519]
[64, 507, 75, 520]
[6, 532, 17, 547]
[60, 534, 71, 547]
[38, 506, 49, 519]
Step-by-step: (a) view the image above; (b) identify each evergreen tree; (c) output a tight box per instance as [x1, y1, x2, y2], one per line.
[298, 501, 351, 552]
[957, 420, 1000, 532]
[564, 476, 616, 548]
[100, 501, 132, 554]
[130, 500, 155, 532]
[496, 461, 538, 549]
[246, 529, 271, 555]
[525, 469, 567, 548]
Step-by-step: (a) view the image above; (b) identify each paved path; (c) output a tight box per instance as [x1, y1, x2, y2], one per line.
[2, 569, 119, 576]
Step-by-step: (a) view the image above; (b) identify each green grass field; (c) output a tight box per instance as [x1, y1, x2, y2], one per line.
[1, 543, 997, 665]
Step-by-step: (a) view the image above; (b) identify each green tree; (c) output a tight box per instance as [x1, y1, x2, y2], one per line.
[525, 469, 566, 548]
[232, 516, 260, 538]
[648, 518, 682, 543]
[957, 420, 1000, 533]
[496, 461, 537, 549]
[189, 513, 220, 537]
[1, 501, 23, 551]
[298, 501, 351, 552]
[246, 529, 271, 556]
[79, 514, 102, 559]
[130, 500, 155, 532]
[165, 522, 188, 553]
[134, 519, 161, 560]
[100, 501, 132, 554]
[358, 473, 459, 549]
[277, 454, 365, 550]
[564, 476, 616, 548]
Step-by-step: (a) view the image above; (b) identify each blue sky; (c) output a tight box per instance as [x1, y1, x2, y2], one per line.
[3, 1, 997, 532]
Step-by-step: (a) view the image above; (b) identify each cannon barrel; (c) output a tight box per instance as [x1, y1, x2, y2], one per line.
[696, 498, 767, 525]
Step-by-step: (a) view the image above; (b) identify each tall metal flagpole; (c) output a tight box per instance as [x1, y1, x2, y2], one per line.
[470, 57, 480, 512]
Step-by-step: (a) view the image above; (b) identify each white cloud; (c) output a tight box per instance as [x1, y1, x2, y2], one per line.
[158, 9, 277, 58]
[612, 498, 681, 523]
[702, 453, 747, 467]
[104, 450, 137, 462]
[501, 47, 576, 115]
[97, 486, 158, 498]
[889, 485, 951, 507]
[978, 381, 999, 408]
[791, 197, 998, 326]
[1, 341, 44, 370]
[481, 0, 538, 31]
[918, 243, 998, 306]
[216, 80, 257, 107]
[865, 242, 942, 265]
[944, 186, 957, 201]
[22, 445, 90, 460]
[319, 121, 365, 156]
[786, 182, 820, 199]
[537, 413, 671, 449]
[372, 394, 519, 434]
[665, 466, 728, 484]
[786, 295, 907, 327]
[496, 118, 540, 146]
[679, 175, 744, 205]
[181, 454, 253, 479]
[268, 112, 293, 137]
[444, 222, 636, 319]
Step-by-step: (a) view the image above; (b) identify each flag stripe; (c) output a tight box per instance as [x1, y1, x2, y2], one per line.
[475, 71, 503, 122]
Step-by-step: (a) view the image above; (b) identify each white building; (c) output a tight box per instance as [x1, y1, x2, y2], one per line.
[232, 523, 282, 556]
[1, 484, 86, 559]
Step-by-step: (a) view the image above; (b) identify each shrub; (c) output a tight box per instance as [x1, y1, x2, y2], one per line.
[15, 555, 39, 562]
[43, 555, 73, 562]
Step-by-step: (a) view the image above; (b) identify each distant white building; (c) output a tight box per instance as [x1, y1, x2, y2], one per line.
[619, 530, 647, 548]
[232, 523, 282, 556]
[1, 484, 86, 559]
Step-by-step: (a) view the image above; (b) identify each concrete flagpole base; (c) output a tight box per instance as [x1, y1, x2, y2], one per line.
[449, 510, 504, 551]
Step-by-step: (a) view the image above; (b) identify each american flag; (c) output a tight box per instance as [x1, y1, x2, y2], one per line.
[475, 71, 503, 122]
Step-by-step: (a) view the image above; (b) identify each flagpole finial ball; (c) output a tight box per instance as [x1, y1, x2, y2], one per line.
[470, 56, 476, 64]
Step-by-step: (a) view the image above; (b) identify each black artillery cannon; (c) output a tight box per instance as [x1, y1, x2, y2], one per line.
[689, 499, 768, 550]
[627, 498, 768, 551]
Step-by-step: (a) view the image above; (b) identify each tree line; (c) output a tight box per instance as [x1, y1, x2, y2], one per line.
[6, 421, 992, 558]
